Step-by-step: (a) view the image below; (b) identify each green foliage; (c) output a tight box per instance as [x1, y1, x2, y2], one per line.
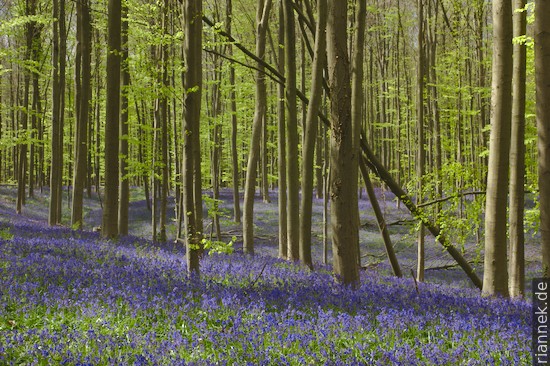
[201, 236, 236, 256]
[0, 227, 13, 241]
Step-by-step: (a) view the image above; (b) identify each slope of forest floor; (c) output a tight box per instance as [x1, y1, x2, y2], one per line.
[0, 209, 532, 364]
[0, 184, 541, 291]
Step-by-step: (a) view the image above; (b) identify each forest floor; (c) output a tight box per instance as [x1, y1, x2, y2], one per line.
[0, 184, 534, 363]
[0, 184, 542, 291]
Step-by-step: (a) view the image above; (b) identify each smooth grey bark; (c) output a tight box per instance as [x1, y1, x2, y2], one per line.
[508, 0, 526, 298]
[49, 0, 62, 226]
[183, 0, 203, 275]
[284, 0, 300, 260]
[159, 0, 170, 242]
[72, 0, 92, 229]
[118, 1, 130, 236]
[277, 0, 287, 259]
[299, 0, 326, 270]
[359, 157, 402, 277]
[482, 0, 512, 297]
[536, 0, 550, 276]
[227, 0, 241, 224]
[102, 0, 122, 239]
[351, 0, 366, 267]
[16, 0, 35, 214]
[243, 0, 272, 255]
[416, 0, 426, 283]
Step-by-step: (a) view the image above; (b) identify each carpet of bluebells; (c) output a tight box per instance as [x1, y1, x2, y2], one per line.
[0, 220, 531, 365]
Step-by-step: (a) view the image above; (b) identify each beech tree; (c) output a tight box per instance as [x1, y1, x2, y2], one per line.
[482, 0, 513, 297]
[326, 0, 359, 286]
[243, 0, 272, 255]
[284, 0, 299, 260]
[536, 0, 550, 276]
[182, 0, 203, 275]
[71, 0, 92, 229]
[509, 0, 526, 298]
[299, 0, 326, 270]
[102, 0, 122, 238]
[49, 0, 66, 226]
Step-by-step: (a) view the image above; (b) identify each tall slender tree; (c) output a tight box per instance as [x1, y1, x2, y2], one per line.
[483, 0, 512, 297]
[227, 0, 241, 224]
[536, 0, 550, 276]
[327, 0, 359, 286]
[416, 0, 426, 282]
[284, 0, 299, 260]
[118, 0, 130, 236]
[182, 0, 203, 275]
[277, 0, 288, 259]
[351, 0, 366, 266]
[242, 0, 272, 255]
[299, 0, 327, 270]
[49, 0, 63, 226]
[71, 0, 92, 229]
[102, 0, 122, 238]
[508, 0, 526, 298]
[16, 0, 36, 214]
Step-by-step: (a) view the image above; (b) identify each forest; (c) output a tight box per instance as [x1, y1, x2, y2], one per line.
[0, 0, 547, 363]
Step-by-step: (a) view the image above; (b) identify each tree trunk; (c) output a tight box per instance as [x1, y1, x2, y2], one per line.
[327, 0, 359, 286]
[482, 0, 512, 297]
[536, 0, 550, 277]
[49, 0, 62, 226]
[299, 0, 326, 270]
[57, 0, 66, 221]
[16, 0, 34, 215]
[359, 158, 402, 277]
[159, 0, 170, 242]
[351, 0, 366, 267]
[29, 18, 42, 199]
[284, 0, 300, 260]
[277, 0, 288, 259]
[72, 0, 91, 229]
[118, 1, 130, 236]
[227, 0, 241, 224]
[416, 0, 426, 283]
[508, 0, 526, 298]
[183, 0, 203, 275]
[102, 0, 122, 239]
[243, 0, 272, 255]
[361, 139, 482, 289]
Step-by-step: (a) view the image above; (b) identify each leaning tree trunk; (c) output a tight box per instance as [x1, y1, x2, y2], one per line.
[536, 0, 550, 277]
[482, 0, 512, 297]
[326, 0, 360, 286]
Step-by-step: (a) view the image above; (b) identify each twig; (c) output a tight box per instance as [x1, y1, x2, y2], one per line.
[250, 262, 268, 288]
[410, 269, 420, 294]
